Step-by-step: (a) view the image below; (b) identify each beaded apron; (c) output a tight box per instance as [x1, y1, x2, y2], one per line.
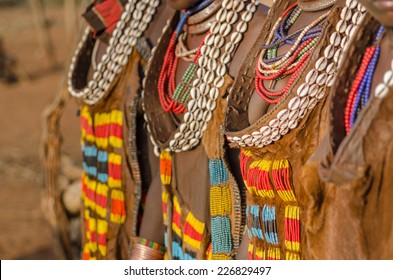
[223, 0, 366, 259]
[143, 0, 260, 259]
[69, 0, 161, 260]
[79, 49, 151, 260]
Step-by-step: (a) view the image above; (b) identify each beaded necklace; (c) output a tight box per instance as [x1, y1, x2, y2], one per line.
[255, 3, 329, 104]
[143, 0, 259, 260]
[68, 0, 160, 105]
[158, 0, 213, 114]
[227, 0, 367, 149]
[344, 25, 384, 134]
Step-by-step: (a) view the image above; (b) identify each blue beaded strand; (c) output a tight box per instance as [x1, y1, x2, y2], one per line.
[350, 25, 384, 129]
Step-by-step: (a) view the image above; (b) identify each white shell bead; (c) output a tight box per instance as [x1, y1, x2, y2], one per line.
[341, 7, 352, 21]
[209, 47, 220, 60]
[200, 83, 210, 96]
[246, 2, 256, 12]
[289, 109, 299, 120]
[190, 88, 199, 99]
[190, 121, 199, 132]
[183, 112, 193, 123]
[334, 49, 342, 63]
[206, 99, 217, 111]
[316, 88, 326, 99]
[383, 70, 393, 87]
[203, 70, 215, 84]
[197, 96, 207, 109]
[223, 0, 232, 9]
[279, 119, 289, 130]
[204, 110, 213, 122]
[324, 45, 334, 59]
[288, 119, 298, 129]
[299, 109, 307, 119]
[193, 78, 202, 87]
[236, 21, 248, 33]
[214, 76, 225, 88]
[330, 32, 341, 47]
[288, 96, 301, 110]
[316, 57, 328, 71]
[326, 63, 336, 75]
[242, 11, 253, 22]
[194, 109, 204, 121]
[308, 98, 318, 109]
[316, 73, 327, 86]
[280, 127, 289, 135]
[271, 128, 279, 138]
[178, 139, 186, 146]
[218, 9, 227, 22]
[198, 56, 208, 68]
[277, 109, 289, 120]
[219, 22, 231, 36]
[326, 74, 335, 87]
[233, 0, 245, 12]
[271, 134, 281, 141]
[206, 34, 215, 46]
[169, 140, 177, 148]
[214, 36, 225, 48]
[346, 0, 357, 9]
[211, 21, 221, 34]
[358, 4, 366, 13]
[227, 11, 238, 25]
[216, 64, 226, 76]
[351, 11, 363, 25]
[260, 126, 271, 136]
[305, 70, 318, 85]
[262, 136, 271, 143]
[210, 88, 220, 100]
[225, 42, 236, 54]
[201, 122, 208, 132]
[221, 52, 231, 64]
[182, 144, 191, 151]
[242, 134, 252, 141]
[336, 19, 347, 33]
[190, 139, 199, 147]
[299, 97, 310, 110]
[375, 83, 389, 98]
[180, 123, 188, 133]
[269, 119, 279, 128]
[230, 31, 242, 45]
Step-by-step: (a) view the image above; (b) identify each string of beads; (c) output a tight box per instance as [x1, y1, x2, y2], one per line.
[344, 25, 384, 134]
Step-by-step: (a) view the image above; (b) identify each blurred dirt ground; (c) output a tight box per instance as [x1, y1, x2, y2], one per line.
[0, 2, 82, 259]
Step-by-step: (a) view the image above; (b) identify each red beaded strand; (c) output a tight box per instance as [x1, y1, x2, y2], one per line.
[255, 39, 313, 104]
[344, 46, 376, 134]
[158, 32, 207, 114]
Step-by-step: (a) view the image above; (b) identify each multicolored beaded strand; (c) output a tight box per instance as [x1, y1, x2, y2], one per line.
[344, 25, 384, 134]
[158, 0, 213, 114]
[255, 3, 328, 104]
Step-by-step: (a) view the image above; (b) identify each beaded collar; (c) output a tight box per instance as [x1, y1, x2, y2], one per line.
[68, 0, 160, 105]
[225, 0, 367, 149]
[143, 0, 259, 153]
